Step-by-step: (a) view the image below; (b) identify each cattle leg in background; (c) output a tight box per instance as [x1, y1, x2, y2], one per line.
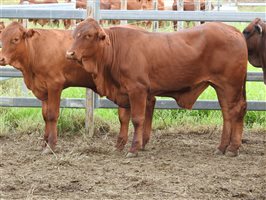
[116, 96, 156, 151]
[116, 107, 131, 150]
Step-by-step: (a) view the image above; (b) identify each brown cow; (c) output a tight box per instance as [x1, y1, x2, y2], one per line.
[66, 18, 247, 157]
[172, 0, 214, 30]
[243, 18, 266, 84]
[0, 22, 156, 154]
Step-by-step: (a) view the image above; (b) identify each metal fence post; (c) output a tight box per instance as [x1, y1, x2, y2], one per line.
[152, 0, 158, 31]
[71, 0, 76, 27]
[121, 0, 127, 25]
[205, 0, 212, 11]
[177, 0, 184, 30]
[85, 0, 96, 137]
[194, 0, 200, 26]
[21, 0, 29, 96]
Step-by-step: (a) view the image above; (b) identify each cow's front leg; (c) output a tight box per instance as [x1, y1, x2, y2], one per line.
[127, 90, 147, 157]
[42, 88, 62, 154]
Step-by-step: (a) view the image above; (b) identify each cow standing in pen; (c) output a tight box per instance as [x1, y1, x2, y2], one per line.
[67, 18, 247, 157]
[243, 18, 266, 85]
[0, 22, 155, 154]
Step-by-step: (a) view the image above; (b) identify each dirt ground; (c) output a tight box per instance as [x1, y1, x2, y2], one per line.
[0, 126, 265, 200]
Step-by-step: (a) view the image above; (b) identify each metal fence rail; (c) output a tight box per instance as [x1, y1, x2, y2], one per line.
[0, 9, 266, 22]
[1, 97, 265, 111]
[0, 67, 265, 111]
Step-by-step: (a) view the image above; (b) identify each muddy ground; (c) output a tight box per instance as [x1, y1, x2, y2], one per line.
[0, 126, 265, 200]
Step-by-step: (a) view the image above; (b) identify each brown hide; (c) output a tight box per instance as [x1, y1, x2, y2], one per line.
[67, 19, 247, 156]
[243, 18, 266, 84]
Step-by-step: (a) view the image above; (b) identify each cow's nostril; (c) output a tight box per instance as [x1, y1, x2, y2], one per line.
[66, 51, 75, 57]
[0, 57, 5, 62]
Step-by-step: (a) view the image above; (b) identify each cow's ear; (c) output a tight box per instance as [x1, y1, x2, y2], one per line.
[26, 29, 36, 37]
[255, 24, 262, 35]
[23, 29, 39, 38]
[98, 31, 110, 45]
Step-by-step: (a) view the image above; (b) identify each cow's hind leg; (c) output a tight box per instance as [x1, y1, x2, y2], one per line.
[214, 84, 247, 156]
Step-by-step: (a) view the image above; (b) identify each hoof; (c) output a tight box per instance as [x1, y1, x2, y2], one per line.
[225, 150, 239, 157]
[41, 147, 53, 155]
[126, 152, 138, 158]
[115, 144, 125, 151]
[116, 138, 127, 151]
[214, 149, 224, 155]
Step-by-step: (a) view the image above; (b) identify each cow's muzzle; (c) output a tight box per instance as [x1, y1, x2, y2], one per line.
[0, 56, 7, 66]
[66, 51, 76, 60]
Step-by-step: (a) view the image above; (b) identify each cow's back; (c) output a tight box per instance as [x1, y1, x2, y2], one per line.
[107, 22, 247, 93]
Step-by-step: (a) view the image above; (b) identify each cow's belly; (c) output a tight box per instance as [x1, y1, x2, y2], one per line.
[108, 94, 130, 108]
[149, 70, 208, 95]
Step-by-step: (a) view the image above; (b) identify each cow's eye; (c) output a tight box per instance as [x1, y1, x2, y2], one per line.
[85, 34, 92, 39]
[243, 30, 249, 35]
[12, 37, 19, 43]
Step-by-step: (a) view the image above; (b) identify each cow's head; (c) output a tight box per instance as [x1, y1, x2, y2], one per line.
[243, 18, 266, 84]
[66, 18, 110, 74]
[243, 18, 264, 68]
[0, 22, 38, 66]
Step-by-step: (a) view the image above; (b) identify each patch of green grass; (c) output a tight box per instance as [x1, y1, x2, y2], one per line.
[238, 6, 266, 12]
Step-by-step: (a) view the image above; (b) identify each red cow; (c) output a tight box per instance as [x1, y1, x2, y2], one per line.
[67, 18, 247, 157]
[0, 22, 156, 154]
[243, 18, 266, 84]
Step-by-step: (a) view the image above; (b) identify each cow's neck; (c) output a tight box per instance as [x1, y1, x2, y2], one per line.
[12, 39, 35, 90]
[91, 32, 121, 100]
